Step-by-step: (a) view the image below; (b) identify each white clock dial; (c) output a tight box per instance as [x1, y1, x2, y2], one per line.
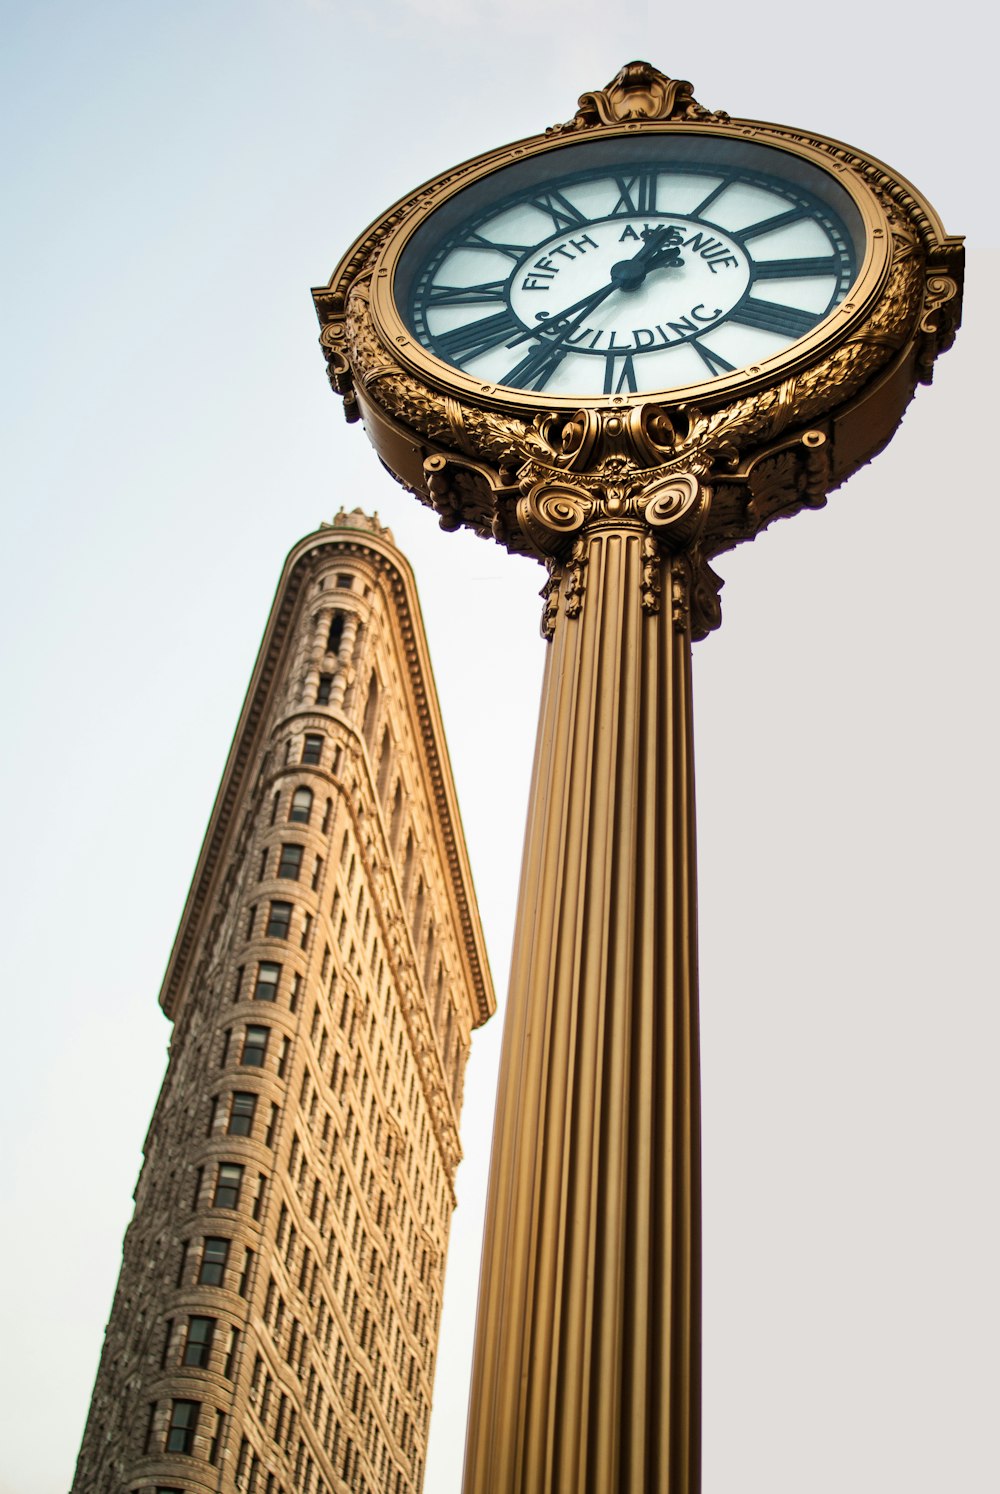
[396, 136, 863, 398]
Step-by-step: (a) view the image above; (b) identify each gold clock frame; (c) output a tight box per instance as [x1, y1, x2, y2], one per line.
[368, 124, 891, 412]
[314, 63, 961, 640]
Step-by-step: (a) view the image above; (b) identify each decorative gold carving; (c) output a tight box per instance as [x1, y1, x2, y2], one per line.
[547, 61, 725, 134]
[641, 533, 662, 614]
[516, 481, 592, 556]
[539, 563, 561, 641]
[918, 272, 961, 381]
[670, 551, 725, 640]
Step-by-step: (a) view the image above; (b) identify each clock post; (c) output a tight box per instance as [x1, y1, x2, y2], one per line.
[313, 62, 962, 1494]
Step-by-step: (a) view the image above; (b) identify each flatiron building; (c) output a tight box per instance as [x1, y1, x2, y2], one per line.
[72, 510, 494, 1494]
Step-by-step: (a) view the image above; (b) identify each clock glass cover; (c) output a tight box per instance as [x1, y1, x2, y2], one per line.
[393, 133, 867, 398]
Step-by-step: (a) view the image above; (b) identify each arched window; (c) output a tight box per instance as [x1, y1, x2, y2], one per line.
[289, 787, 313, 824]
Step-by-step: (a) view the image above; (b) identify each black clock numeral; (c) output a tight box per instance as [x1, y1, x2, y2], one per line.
[603, 353, 637, 395]
[751, 255, 839, 280]
[530, 190, 589, 233]
[426, 280, 509, 307]
[692, 340, 736, 377]
[612, 171, 658, 216]
[736, 207, 808, 243]
[434, 309, 523, 366]
[502, 335, 570, 392]
[464, 231, 532, 261]
[691, 177, 732, 216]
[728, 297, 821, 338]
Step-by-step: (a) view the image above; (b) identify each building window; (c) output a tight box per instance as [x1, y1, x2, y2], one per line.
[327, 612, 345, 652]
[228, 1092, 257, 1136]
[183, 1316, 215, 1368]
[278, 1035, 291, 1079]
[252, 1172, 267, 1221]
[289, 787, 313, 824]
[301, 734, 323, 766]
[254, 960, 281, 998]
[278, 844, 303, 880]
[199, 1237, 229, 1286]
[301, 911, 313, 949]
[265, 898, 292, 938]
[213, 1163, 244, 1209]
[335, 573, 353, 590]
[316, 674, 333, 705]
[290, 972, 301, 1013]
[265, 1103, 279, 1148]
[321, 798, 332, 834]
[311, 856, 323, 891]
[166, 1398, 200, 1454]
[242, 1026, 269, 1067]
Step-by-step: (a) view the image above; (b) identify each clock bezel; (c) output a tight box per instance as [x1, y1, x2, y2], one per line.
[367, 121, 891, 413]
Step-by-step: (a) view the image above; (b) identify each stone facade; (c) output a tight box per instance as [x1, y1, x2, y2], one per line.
[72, 511, 494, 1494]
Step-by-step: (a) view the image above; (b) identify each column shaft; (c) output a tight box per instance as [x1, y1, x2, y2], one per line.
[463, 525, 701, 1494]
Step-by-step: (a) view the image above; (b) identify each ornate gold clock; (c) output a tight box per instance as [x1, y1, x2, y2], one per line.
[315, 62, 960, 637]
[313, 63, 962, 1494]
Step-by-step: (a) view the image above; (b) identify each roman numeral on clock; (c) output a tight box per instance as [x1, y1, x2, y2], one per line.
[612, 171, 658, 215]
[751, 255, 839, 280]
[728, 297, 821, 338]
[433, 309, 523, 365]
[736, 207, 807, 242]
[426, 280, 508, 307]
[603, 353, 637, 395]
[464, 231, 532, 261]
[502, 336, 569, 392]
[692, 340, 736, 377]
[530, 191, 588, 233]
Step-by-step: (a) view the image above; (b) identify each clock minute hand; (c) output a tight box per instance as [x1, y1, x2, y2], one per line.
[510, 231, 685, 348]
[505, 279, 620, 351]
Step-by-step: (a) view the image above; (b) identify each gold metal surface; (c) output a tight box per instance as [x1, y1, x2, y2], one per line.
[463, 525, 701, 1492]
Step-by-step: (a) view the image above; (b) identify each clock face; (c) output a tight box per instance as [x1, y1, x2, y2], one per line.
[392, 133, 867, 400]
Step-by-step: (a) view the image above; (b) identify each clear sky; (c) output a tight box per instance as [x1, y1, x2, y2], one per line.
[1, 4, 996, 1492]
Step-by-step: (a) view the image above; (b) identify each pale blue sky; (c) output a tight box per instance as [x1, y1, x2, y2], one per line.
[2, 4, 996, 1492]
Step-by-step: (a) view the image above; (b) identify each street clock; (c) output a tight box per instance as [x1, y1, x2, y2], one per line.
[313, 63, 962, 1494]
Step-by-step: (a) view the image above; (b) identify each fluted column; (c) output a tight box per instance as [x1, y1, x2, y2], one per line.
[463, 521, 701, 1494]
